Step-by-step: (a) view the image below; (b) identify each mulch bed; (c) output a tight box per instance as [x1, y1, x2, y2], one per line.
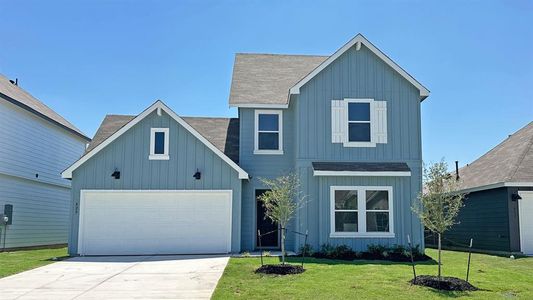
[411, 275, 478, 291]
[255, 264, 305, 275]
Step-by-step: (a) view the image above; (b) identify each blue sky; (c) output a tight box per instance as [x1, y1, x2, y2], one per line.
[1, 1, 532, 168]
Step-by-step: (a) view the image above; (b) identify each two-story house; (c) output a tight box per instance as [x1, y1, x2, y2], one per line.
[0, 74, 90, 249]
[61, 34, 430, 256]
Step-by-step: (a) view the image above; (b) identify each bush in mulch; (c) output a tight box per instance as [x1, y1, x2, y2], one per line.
[304, 243, 432, 262]
[255, 264, 305, 275]
[411, 275, 478, 291]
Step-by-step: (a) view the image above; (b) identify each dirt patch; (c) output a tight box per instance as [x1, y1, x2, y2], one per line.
[255, 264, 305, 275]
[411, 275, 478, 291]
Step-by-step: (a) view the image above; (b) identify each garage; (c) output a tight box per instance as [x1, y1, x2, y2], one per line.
[519, 191, 533, 255]
[78, 190, 232, 255]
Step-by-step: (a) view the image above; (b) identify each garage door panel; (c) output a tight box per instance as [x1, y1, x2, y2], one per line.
[79, 191, 232, 255]
[519, 192, 533, 255]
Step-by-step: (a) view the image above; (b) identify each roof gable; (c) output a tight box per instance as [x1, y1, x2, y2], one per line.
[61, 101, 248, 179]
[228, 34, 430, 107]
[458, 121, 533, 191]
[0, 74, 90, 140]
[289, 34, 430, 100]
[85, 114, 240, 164]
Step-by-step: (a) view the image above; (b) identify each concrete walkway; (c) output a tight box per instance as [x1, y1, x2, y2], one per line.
[0, 255, 229, 300]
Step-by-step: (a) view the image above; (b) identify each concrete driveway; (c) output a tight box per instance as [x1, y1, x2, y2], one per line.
[0, 255, 229, 300]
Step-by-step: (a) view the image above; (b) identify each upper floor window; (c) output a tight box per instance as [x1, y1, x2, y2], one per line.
[149, 128, 169, 160]
[331, 98, 388, 147]
[348, 102, 371, 142]
[254, 110, 283, 155]
[330, 186, 394, 238]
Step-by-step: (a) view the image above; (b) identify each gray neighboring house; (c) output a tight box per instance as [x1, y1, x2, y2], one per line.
[0, 74, 90, 249]
[62, 34, 430, 256]
[427, 122, 533, 255]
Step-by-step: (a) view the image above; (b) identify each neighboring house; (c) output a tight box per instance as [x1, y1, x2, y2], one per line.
[0, 74, 90, 249]
[62, 34, 430, 256]
[426, 122, 533, 255]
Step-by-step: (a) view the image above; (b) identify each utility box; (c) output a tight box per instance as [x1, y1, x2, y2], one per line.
[3, 204, 13, 225]
[0, 214, 7, 226]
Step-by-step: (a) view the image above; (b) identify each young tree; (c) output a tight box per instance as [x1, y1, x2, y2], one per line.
[412, 161, 466, 278]
[258, 173, 306, 265]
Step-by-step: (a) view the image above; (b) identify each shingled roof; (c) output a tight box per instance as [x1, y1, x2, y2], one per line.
[228, 35, 431, 106]
[86, 114, 240, 163]
[0, 74, 89, 140]
[458, 121, 533, 191]
[229, 53, 327, 106]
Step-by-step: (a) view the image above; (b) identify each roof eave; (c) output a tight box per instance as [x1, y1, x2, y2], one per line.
[0, 93, 91, 141]
[229, 103, 289, 109]
[458, 182, 533, 194]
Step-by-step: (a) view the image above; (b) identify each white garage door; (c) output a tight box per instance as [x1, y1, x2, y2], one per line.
[519, 191, 533, 255]
[78, 190, 232, 255]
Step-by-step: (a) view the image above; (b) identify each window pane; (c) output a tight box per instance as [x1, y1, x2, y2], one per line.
[154, 132, 165, 154]
[335, 190, 357, 210]
[348, 123, 371, 142]
[366, 191, 389, 210]
[348, 103, 370, 121]
[258, 132, 279, 150]
[258, 114, 279, 131]
[366, 212, 389, 232]
[335, 212, 358, 232]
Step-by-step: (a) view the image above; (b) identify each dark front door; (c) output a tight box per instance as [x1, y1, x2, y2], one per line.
[256, 189, 279, 248]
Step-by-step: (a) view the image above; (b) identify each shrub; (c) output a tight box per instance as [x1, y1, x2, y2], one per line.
[320, 243, 336, 257]
[312, 243, 430, 262]
[332, 245, 357, 260]
[299, 244, 314, 256]
[390, 244, 407, 255]
[367, 244, 386, 256]
[314, 244, 357, 260]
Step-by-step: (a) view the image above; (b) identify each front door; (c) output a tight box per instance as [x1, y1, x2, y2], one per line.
[256, 189, 279, 248]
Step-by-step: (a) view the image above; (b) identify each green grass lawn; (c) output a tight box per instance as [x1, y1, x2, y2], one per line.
[213, 249, 533, 299]
[0, 247, 68, 278]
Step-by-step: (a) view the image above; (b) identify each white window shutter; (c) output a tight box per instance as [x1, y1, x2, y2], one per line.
[331, 100, 346, 143]
[372, 101, 387, 144]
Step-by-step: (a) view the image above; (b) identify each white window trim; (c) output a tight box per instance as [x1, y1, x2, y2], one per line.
[254, 109, 283, 155]
[343, 98, 376, 148]
[330, 186, 394, 238]
[149, 128, 169, 160]
[313, 170, 411, 177]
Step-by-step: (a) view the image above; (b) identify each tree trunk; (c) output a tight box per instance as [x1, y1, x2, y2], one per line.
[438, 233, 442, 279]
[280, 228, 285, 265]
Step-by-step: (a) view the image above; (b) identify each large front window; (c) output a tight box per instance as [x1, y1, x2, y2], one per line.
[330, 186, 394, 238]
[254, 110, 283, 154]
